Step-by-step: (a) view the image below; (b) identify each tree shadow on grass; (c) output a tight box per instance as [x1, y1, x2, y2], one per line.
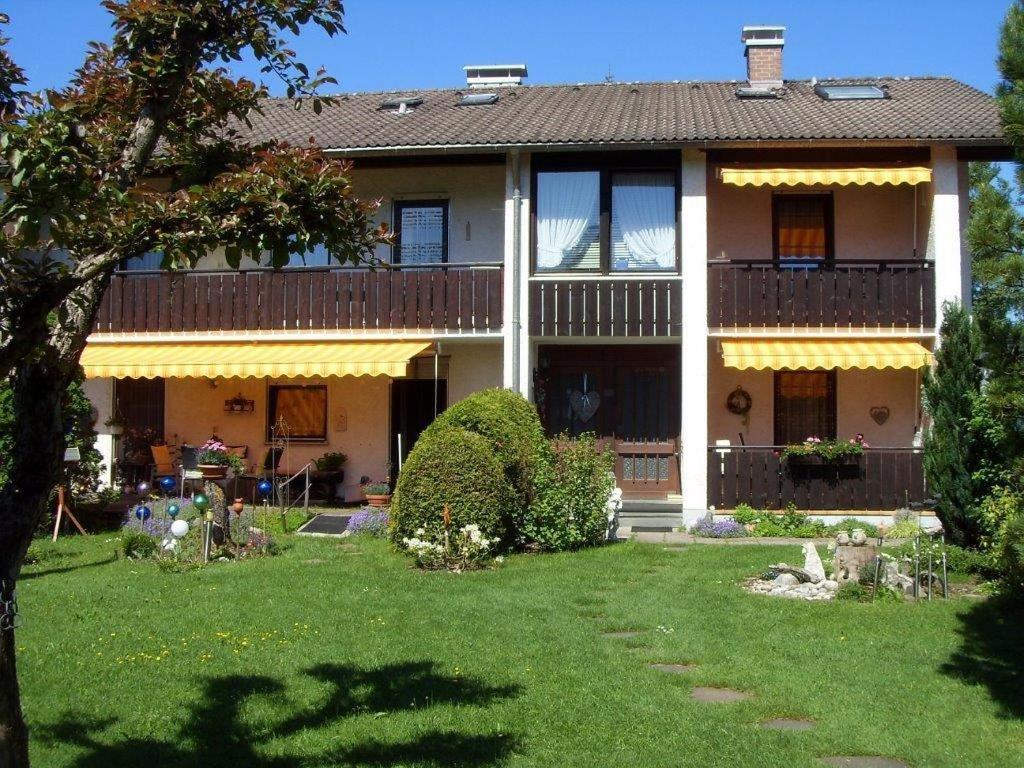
[20, 554, 118, 580]
[941, 596, 1024, 719]
[36, 661, 521, 767]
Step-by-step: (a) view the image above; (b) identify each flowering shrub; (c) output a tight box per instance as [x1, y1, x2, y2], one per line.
[346, 506, 389, 536]
[690, 517, 746, 538]
[781, 434, 868, 464]
[402, 523, 497, 572]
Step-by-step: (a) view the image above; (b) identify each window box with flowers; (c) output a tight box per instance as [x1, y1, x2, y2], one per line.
[781, 434, 868, 467]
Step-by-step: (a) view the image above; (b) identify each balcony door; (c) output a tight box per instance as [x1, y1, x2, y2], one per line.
[537, 345, 680, 498]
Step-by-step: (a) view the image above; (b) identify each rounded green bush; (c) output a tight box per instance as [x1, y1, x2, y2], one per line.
[390, 426, 513, 547]
[423, 388, 549, 525]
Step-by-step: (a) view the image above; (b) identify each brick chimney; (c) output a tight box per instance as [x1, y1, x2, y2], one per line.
[741, 25, 785, 90]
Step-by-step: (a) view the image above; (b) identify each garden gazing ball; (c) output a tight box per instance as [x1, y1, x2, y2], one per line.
[167, 503, 180, 517]
[192, 493, 209, 511]
[134, 505, 152, 521]
[170, 519, 189, 538]
[257, 479, 273, 496]
[159, 476, 175, 492]
[136, 481, 151, 494]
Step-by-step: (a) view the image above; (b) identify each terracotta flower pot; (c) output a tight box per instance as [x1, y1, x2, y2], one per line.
[198, 464, 228, 480]
[231, 498, 245, 515]
[365, 493, 392, 508]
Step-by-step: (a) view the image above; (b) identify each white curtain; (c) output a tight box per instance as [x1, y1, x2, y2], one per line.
[536, 172, 600, 270]
[612, 172, 676, 270]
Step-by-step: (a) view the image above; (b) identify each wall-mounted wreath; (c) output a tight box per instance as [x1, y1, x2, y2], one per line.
[726, 386, 753, 426]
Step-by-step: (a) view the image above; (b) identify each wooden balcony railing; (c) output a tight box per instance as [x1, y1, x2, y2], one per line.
[528, 278, 682, 338]
[93, 263, 504, 334]
[707, 446, 926, 511]
[708, 260, 935, 329]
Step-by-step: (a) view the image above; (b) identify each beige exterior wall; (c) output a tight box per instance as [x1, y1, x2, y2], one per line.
[707, 178, 927, 262]
[187, 163, 507, 271]
[157, 343, 503, 500]
[445, 341, 504, 403]
[163, 374, 390, 501]
[353, 164, 506, 265]
[708, 348, 922, 447]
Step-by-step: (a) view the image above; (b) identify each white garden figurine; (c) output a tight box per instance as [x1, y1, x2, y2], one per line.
[802, 541, 826, 583]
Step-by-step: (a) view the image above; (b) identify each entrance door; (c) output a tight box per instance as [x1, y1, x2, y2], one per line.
[537, 346, 680, 498]
[390, 379, 447, 481]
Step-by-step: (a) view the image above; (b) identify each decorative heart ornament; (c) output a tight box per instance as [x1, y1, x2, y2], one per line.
[870, 406, 890, 426]
[570, 390, 601, 423]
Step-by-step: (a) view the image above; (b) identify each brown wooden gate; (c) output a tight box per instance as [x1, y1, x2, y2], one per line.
[536, 345, 680, 498]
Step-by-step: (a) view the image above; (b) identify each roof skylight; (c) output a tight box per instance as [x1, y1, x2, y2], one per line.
[814, 84, 886, 101]
[458, 92, 499, 106]
[379, 96, 423, 113]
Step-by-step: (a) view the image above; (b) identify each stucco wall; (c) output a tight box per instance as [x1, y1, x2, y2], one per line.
[707, 178, 925, 262]
[708, 348, 922, 447]
[188, 163, 506, 271]
[445, 341, 504, 404]
[163, 374, 390, 500]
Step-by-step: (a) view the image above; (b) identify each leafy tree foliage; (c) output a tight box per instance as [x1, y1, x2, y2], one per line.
[0, 3, 386, 765]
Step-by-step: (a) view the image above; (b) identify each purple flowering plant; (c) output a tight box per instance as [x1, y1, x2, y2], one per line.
[689, 518, 747, 538]
[346, 506, 389, 537]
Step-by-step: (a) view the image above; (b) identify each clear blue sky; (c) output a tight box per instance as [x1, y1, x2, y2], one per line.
[3, 0, 1013, 95]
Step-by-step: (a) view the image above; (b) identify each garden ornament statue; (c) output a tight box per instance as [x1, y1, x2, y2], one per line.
[605, 481, 623, 540]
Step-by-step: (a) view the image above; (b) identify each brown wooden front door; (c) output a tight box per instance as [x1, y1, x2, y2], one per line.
[536, 345, 680, 498]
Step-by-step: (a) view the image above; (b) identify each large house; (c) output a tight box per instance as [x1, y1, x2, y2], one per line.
[81, 26, 1008, 525]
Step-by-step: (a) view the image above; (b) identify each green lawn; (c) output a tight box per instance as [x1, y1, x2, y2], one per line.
[15, 533, 1024, 767]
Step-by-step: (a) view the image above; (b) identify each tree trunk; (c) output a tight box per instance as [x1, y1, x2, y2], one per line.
[0, 273, 109, 768]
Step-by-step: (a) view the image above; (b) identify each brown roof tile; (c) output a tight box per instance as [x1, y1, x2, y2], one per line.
[239, 77, 1003, 151]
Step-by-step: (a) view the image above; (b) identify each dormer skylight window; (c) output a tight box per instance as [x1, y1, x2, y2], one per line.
[814, 84, 886, 101]
[379, 96, 423, 113]
[458, 92, 499, 106]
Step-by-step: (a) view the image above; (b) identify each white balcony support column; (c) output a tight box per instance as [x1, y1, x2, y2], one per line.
[502, 150, 532, 394]
[82, 376, 116, 487]
[516, 154, 533, 396]
[680, 149, 709, 522]
[930, 145, 970, 321]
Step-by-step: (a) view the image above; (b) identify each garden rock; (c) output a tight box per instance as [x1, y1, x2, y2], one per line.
[803, 542, 826, 582]
[773, 573, 799, 588]
[767, 564, 818, 583]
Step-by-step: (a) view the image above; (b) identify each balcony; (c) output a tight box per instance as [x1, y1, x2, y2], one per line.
[707, 446, 926, 511]
[707, 260, 935, 329]
[528, 278, 682, 338]
[93, 263, 504, 335]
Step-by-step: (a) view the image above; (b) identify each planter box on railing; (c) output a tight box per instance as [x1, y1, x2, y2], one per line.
[708, 446, 925, 511]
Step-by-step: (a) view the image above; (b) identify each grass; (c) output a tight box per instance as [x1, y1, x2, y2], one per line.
[15, 533, 1024, 767]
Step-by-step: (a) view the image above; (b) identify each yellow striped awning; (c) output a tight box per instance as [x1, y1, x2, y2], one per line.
[720, 167, 932, 187]
[721, 339, 933, 370]
[80, 340, 433, 379]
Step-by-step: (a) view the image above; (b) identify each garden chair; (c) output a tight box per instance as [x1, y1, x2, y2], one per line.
[178, 445, 204, 497]
[150, 444, 176, 485]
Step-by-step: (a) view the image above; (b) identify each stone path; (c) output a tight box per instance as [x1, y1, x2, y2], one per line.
[760, 718, 816, 731]
[690, 687, 752, 703]
[633, 530, 833, 546]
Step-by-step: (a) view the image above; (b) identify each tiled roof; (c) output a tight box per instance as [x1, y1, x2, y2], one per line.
[240, 77, 1003, 152]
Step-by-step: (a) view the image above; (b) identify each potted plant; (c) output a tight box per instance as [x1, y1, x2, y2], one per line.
[362, 479, 392, 508]
[104, 413, 128, 436]
[313, 451, 347, 502]
[196, 438, 243, 480]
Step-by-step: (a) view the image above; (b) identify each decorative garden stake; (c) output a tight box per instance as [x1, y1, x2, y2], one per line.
[257, 479, 273, 534]
[193, 493, 211, 563]
[134, 505, 152, 521]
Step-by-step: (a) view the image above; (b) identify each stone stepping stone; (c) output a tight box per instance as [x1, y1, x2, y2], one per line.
[690, 686, 752, 703]
[602, 631, 642, 639]
[761, 718, 815, 731]
[648, 663, 696, 674]
[819, 758, 910, 768]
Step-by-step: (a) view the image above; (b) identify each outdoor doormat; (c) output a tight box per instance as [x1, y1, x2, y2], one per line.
[297, 514, 351, 536]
